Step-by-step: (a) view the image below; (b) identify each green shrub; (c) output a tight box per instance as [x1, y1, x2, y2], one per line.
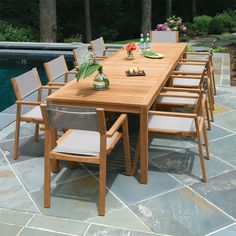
[0, 20, 35, 41]
[193, 15, 212, 35]
[184, 22, 197, 36]
[208, 16, 224, 34]
[216, 10, 236, 33]
[64, 34, 82, 43]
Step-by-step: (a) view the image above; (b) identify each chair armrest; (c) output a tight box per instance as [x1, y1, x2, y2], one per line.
[181, 59, 208, 63]
[106, 114, 127, 137]
[66, 71, 77, 75]
[16, 100, 41, 106]
[159, 92, 199, 99]
[96, 56, 108, 60]
[178, 61, 206, 66]
[47, 82, 66, 86]
[162, 87, 201, 93]
[41, 85, 62, 90]
[105, 48, 118, 52]
[185, 52, 210, 56]
[172, 71, 203, 76]
[149, 110, 197, 118]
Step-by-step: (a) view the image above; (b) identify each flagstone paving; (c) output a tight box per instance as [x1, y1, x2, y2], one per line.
[0, 52, 236, 236]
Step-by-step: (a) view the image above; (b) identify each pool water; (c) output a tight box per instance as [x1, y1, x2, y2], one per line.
[0, 54, 74, 112]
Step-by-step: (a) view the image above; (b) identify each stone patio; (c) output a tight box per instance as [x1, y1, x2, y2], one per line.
[0, 52, 236, 236]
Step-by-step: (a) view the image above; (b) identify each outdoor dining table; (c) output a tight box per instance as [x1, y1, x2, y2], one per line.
[46, 43, 187, 184]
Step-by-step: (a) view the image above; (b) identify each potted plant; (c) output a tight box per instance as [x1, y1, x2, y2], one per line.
[77, 51, 109, 90]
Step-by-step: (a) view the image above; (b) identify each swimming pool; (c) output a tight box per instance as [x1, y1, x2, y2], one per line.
[0, 53, 74, 112]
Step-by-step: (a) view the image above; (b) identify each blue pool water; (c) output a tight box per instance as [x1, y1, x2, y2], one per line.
[0, 54, 74, 112]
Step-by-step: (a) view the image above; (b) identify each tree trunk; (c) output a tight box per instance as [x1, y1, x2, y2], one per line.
[39, 0, 57, 42]
[166, 0, 172, 18]
[192, 0, 197, 18]
[141, 0, 152, 35]
[84, 0, 92, 42]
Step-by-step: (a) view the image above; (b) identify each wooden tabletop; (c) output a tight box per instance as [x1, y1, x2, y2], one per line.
[47, 43, 187, 112]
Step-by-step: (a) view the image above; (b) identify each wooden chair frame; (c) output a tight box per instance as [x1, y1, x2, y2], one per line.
[182, 51, 216, 95]
[155, 87, 211, 130]
[72, 47, 106, 70]
[150, 30, 179, 43]
[90, 37, 118, 58]
[41, 104, 131, 216]
[11, 68, 60, 160]
[44, 55, 77, 84]
[132, 93, 210, 182]
[172, 65, 214, 122]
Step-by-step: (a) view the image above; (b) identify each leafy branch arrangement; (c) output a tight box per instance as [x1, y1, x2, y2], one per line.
[77, 51, 103, 81]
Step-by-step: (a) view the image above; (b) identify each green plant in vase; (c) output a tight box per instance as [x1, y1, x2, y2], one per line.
[77, 51, 109, 90]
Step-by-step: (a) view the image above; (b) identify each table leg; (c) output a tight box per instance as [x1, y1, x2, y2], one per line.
[44, 128, 60, 173]
[140, 107, 148, 184]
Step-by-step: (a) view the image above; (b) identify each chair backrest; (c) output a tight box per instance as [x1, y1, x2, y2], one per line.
[150, 31, 179, 43]
[72, 45, 89, 66]
[11, 68, 42, 100]
[90, 37, 106, 57]
[44, 55, 68, 82]
[42, 104, 102, 132]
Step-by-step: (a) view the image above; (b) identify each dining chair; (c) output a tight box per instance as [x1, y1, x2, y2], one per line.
[72, 45, 106, 70]
[132, 91, 210, 182]
[155, 87, 211, 130]
[11, 68, 60, 160]
[150, 31, 179, 43]
[44, 55, 77, 85]
[40, 103, 131, 216]
[172, 62, 214, 122]
[90, 37, 118, 58]
[181, 51, 216, 95]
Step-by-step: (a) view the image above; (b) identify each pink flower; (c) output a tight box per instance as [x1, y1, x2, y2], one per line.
[166, 27, 171, 31]
[156, 24, 163, 30]
[182, 26, 187, 34]
[173, 27, 178, 31]
[170, 20, 175, 25]
[178, 20, 182, 25]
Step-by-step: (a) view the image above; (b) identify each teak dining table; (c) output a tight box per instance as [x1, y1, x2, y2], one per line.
[47, 43, 187, 184]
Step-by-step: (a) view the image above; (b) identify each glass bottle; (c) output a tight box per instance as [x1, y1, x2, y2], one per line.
[139, 34, 145, 52]
[146, 33, 151, 51]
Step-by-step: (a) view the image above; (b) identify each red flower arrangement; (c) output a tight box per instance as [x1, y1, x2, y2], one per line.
[125, 43, 137, 60]
[125, 42, 137, 52]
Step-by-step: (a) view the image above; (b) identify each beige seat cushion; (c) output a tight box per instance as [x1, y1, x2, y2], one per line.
[148, 114, 197, 133]
[53, 129, 116, 156]
[22, 106, 42, 119]
[172, 78, 201, 87]
[157, 91, 198, 105]
[176, 64, 205, 73]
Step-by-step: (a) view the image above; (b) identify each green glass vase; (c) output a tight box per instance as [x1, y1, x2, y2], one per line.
[93, 71, 110, 91]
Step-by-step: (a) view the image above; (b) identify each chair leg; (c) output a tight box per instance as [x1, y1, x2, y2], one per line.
[208, 68, 215, 105]
[14, 107, 21, 160]
[202, 122, 210, 160]
[131, 135, 140, 176]
[196, 128, 207, 182]
[210, 57, 216, 95]
[34, 123, 39, 142]
[98, 157, 106, 216]
[122, 117, 131, 176]
[44, 130, 51, 208]
[205, 98, 211, 130]
[207, 82, 214, 122]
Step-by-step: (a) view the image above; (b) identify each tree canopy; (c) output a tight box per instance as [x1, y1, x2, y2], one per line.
[0, 0, 235, 42]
